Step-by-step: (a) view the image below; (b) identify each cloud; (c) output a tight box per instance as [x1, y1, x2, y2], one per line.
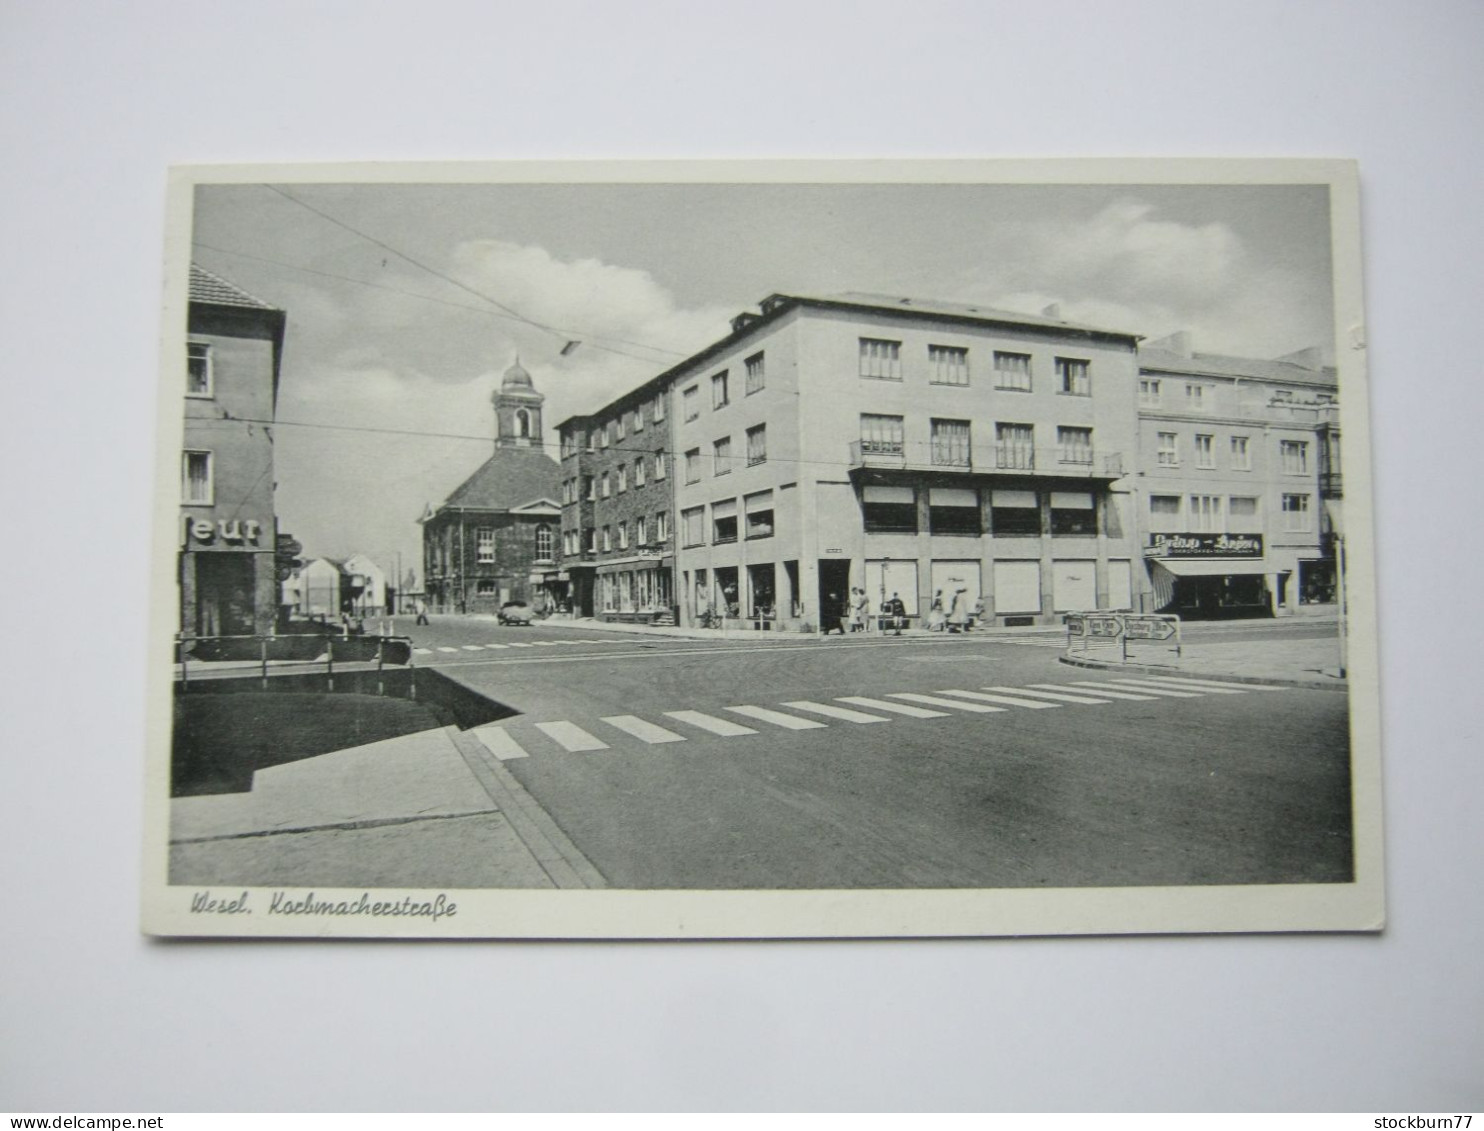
[960, 199, 1330, 357]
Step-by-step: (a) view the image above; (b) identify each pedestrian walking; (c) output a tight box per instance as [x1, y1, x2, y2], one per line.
[414, 597, 430, 626]
[884, 592, 906, 635]
[947, 587, 970, 633]
[927, 590, 947, 632]
[851, 587, 869, 633]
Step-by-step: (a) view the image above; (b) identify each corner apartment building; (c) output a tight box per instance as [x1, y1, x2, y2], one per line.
[179, 265, 286, 638]
[1132, 334, 1340, 618]
[655, 292, 1144, 629]
[556, 379, 675, 620]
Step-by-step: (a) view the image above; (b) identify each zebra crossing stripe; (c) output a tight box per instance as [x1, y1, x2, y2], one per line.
[1047, 681, 1166, 701]
[462, 645, 484, 651]
[838, 696, 949, 719]
[725, 705, 827, 730]
[1098, 679, 1210, 697]
[782, 700, 891, 724]
[934, 689, 1063, 709]
[484, 643, 509, 649]
[663, 710, 758, 737]
[989, 685, 1111, 705]
[888, 692, 1007, 714]
[534, 721, 609, 751]
[1134, 675, 1282, 693]
[436, 646, 460, 653]
[600, 715, 687, 744]
[473, 726, 529, 761]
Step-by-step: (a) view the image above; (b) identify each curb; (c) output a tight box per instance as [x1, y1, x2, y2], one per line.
[1056, 652, 1348, 692]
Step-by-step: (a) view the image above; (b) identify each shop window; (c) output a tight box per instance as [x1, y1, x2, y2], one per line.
[928, 344, 969, 386]
[182, 450, 213, 504]
[186, 342, 212, 396]
[859, 337, 902, 380]
[712, 499, 739, 544]
[1056, 357, 1091, 396]
[862, 484, 917, 534]
[991, 488, 1040, 536]
[1050, 491, 1096, 536]
[994, 351, 1032, 392]
[929, 487, 980, 536]
[744, 491, 774, 539]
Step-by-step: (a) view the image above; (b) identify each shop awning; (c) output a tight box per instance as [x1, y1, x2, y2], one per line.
[1149, 557, 1269, 611]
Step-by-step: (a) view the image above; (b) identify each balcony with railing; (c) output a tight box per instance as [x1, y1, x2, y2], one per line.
[849, 440, 1123, 478]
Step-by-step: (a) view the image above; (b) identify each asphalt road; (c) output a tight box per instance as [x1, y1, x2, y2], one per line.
[404, 616, 1353, 890]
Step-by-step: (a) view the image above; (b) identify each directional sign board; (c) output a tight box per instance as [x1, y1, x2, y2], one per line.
[1124, 615, 1178, 641]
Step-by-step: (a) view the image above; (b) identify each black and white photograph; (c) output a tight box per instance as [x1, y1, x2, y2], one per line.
[141, 160, 1381, 938]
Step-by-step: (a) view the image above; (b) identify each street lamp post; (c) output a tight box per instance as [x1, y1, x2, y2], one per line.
[1324, 497, 1347, 678]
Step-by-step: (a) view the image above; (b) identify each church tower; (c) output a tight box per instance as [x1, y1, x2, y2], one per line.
[492, 356, 544, 449]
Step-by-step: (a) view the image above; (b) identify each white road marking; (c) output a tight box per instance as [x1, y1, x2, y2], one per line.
[663, 710, 759, 737]
[506, 642, 534, 648]
[436, 646, 460, 653]
[782, 700, 891, 724]
[888, 692, 1006, 714]
[484, 643, 509, 650]
[600, 715, 687, 744]
[1098, 679, 1210, 697]
[837, 696, 949, 718]
[1133, 675, 1283, 693]
[1047, 681, 1167, 701]
[725, 705, 827, 730]
[412, 647, 433, 655]
[472, 727, 528, 761]
[933, 689, 1062, 709]
[990, 685, 1111, 705]
[534, 721, 609, 752]
[461, 645, 484, 651]
[531, 641, 558, 647]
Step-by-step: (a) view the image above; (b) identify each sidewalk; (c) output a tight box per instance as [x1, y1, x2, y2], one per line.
[1060, 633, 1349, 689]
[169, 723, 604, 890]
[464, 612, 1065, 644]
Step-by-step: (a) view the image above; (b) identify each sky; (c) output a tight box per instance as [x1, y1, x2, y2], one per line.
[188, 178, 1336, 586]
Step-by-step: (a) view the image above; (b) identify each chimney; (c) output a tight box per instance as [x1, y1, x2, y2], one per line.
[1145, 330, 1194, 358]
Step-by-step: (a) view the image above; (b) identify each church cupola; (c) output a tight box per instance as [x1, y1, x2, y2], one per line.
[492, 355, 544, 449]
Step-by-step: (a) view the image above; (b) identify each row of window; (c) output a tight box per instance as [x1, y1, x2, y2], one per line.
[683, 425, 768, 483]
[680, 491, 776, 548]
[1139, 378, 1335, 411]
[856, 486, 1101, 538]
[1155, 434, 1310, 473]
[561, 395, 669, 457]
[567, 512, 672, 556]
[564, 451, 670, 503]
[472, 524, 554, 564]
[859, 415, 1095, 469]
[1150, 493, 1313, 533]
[857, 340, 1092, 394]
[681, 353, 768, 422]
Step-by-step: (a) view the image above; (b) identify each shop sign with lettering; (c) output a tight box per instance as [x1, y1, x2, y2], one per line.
[182, 515, 265, 547]
[1147, 532, 1263, 558]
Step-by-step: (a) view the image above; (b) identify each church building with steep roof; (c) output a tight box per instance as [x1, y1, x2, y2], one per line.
[419, 358, 564, 613]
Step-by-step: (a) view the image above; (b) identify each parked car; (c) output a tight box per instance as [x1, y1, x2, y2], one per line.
[497, 601, 535, 626]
